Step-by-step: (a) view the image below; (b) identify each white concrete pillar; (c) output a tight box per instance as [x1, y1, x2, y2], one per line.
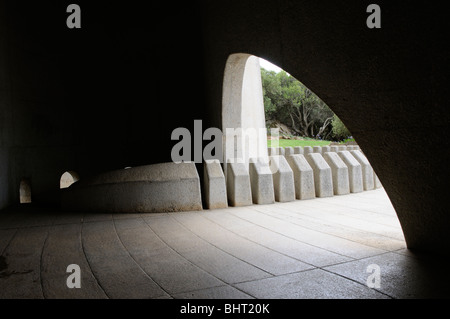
[323, 152, 350, 195]
[226, 162, 253, 206]
[284, 147, 295, 156]
[276, 147, 285, 156]
[293, 146, 303, 155]
[330, 146, 339, 152]
[374, 172, 382, 189]
[249, 158, 275, 204]
[305, 153, 333, 198]
[350, 150, 374, 191]
[269, 155, 295, 202]
[222, 54, 268, 175]
[204, 160, 228, 209]
[337, 151, 363, 193]
[303, 146, 313, 157]
[268, 147, 277, 156]
[285, 154, 316, 200]
[322, 145, 331, 154]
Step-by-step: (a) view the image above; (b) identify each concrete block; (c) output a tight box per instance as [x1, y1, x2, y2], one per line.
[322, 146, 331, 154]
[268, 147, 277, 156]
[303, 146, 313, 157]
[323, 152, 350, 195]
[285, 154, 316, 200]
[293, 146, 303, 155]
[338, 145, 347, 151]
[269, 156, 295, 202]
[249, 158, 275, 204]
[313, 146, 322, 154]
[284, 147, 295, 156]
[350, 150, 374, 190]
[337, 151, 363, 193]
[374, 172, 382, 189]
[203, 159, 228, 209]
[305, 153, 333, 198]
[276, 147, 285, 156]
[226, 162, 253, 206]
[330, 146, 339, 152]
[61, 162, 203, 213]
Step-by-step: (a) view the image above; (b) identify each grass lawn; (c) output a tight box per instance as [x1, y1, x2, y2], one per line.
[267, 138, 331, 148]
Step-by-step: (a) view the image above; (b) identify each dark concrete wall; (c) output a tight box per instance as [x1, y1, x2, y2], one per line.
[0, 1, 12, 208]
[0, 1, 208, 204]
[0, 1, 449, 255]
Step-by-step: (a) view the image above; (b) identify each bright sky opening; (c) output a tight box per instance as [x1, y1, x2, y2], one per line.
[259, 58, 283, 73]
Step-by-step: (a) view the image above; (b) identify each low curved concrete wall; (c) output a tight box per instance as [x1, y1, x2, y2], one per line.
[61, 162, 203, 213]
[60, 146, 382, 214]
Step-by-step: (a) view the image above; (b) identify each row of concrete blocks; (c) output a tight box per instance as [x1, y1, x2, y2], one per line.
[268, 145, 361, 157]
[204, 150, 382, 209]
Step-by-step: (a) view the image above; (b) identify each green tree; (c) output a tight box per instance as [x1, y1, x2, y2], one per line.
[261, 68, 334, 139]
[261, 68, 280, 117]
[331, 114, 351, 140]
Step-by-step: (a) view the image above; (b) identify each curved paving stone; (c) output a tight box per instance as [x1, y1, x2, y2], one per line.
[142, 215, 272, 284]
[319, 192, 396, 216]
[173, 285, 253, 299]
[0, 227, 48, 299]
[323, 252, 450, 299]
[41, 224, 107, 299]
[171, 213, 313, 275]
[235, 268, 389, 299]
[0, 229, 16, 254]
[114, 217, 223, 295]
[0, 211, 54, 229]
[258, 203, 405, 251]
[200, 211, 352, 267]
[234, 206, 385, 259]
[81, 220, 169, 298]
[288, 198, 404, 240]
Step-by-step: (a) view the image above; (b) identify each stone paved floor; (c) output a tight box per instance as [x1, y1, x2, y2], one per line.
[0, 188, 448, 299]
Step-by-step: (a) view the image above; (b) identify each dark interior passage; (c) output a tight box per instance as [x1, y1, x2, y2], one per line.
[1, 1, 449, 259]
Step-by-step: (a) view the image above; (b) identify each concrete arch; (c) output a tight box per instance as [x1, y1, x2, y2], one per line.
[222, 54, 268, 172]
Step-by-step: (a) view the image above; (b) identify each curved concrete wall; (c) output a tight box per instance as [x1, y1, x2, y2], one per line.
[61, 163, 203, 213]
